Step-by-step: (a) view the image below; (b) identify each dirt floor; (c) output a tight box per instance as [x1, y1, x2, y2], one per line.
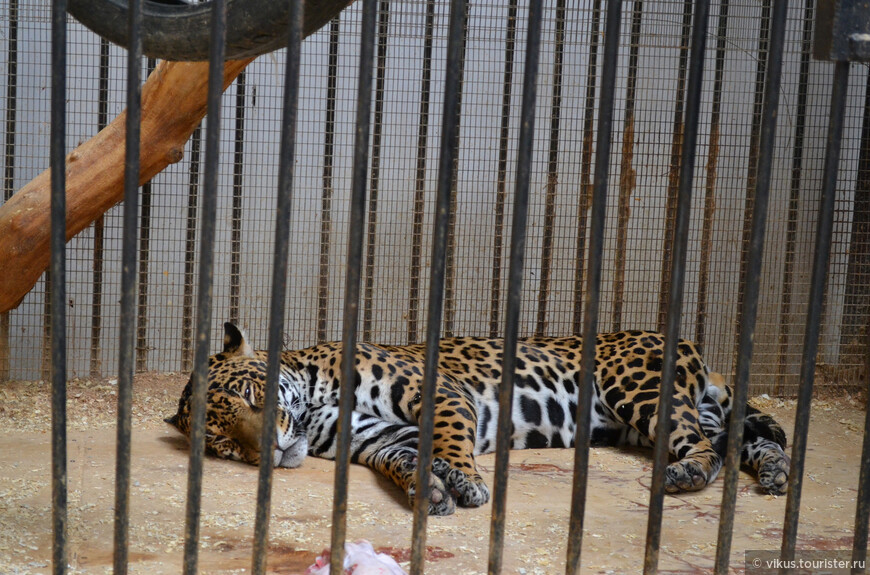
[0, 373, 866, 574]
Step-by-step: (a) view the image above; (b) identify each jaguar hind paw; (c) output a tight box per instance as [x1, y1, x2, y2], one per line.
[408, 471, 456, 516]
[665, 460, 711, 493]
[432, 458, 490, 507]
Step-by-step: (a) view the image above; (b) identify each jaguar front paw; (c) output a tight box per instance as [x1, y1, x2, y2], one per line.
[408, 470, 456, 516]
[758, 452, 789, 495]
[665, 460, 711, 493]
[432, 457, 490, 508]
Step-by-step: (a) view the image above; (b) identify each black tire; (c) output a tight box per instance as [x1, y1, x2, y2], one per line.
[67, 0, 356, 61]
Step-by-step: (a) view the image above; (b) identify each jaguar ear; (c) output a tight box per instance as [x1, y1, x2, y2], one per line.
[223, 322, 255, 357]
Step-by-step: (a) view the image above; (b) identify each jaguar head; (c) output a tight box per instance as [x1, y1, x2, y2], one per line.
[165, 322, 308, 468]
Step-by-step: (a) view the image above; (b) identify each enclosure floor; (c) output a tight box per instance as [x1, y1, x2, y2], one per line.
[0, 373, 865, 574]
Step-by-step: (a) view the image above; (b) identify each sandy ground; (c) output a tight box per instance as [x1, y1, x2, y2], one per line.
[0, 373, 866, 574]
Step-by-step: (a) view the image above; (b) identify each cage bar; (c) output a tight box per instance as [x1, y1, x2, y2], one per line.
[330, 0, 377, 572]
[714, 1, 790, 571]
[181, 124, 202, 373]
[135, 59, 155, 374]
[487, 0, 543, 572]
[566, 1, 622, 572]
[780, 58, 850, 568]
[112, 0, 142, 572]
[181, 0, 227, 572]
[229, 70, 247, 326]
[251, 5, 303, 573]
[0, 0, 18, 381]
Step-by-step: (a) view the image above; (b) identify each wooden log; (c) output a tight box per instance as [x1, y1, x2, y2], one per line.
[0, 58, 255, 312]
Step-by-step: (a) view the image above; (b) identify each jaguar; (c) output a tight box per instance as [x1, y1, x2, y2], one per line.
[165, 322, 790, 515]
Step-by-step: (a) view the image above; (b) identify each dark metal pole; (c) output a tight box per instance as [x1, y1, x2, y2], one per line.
[566, 1, 622, 572]
[488, 0, 543, 572]
[713, 1, 789, 571]
[409, 1, 467, 569]
[780, 59, 849, 572]
[49, 0, 68, 571]
[252, 3, 303, 573]
[182, 0, 227, 572]
[642, 0, 711, 572]
[330, 1, 377, 572]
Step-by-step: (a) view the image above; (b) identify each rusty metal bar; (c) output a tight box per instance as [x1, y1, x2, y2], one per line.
[571, 0, 601, 336]
[488, 0, 543, 571]
[566, 1, 622, 572]
[330, 0, 377, 572]
[779, 59, 849, 572]
[407, 0, 435, 345]
[535, 0, 566, 337]
[251, 3, 303, 573]
[182, 0, 227, 571]
[49, 0, 68, 570]
[318, 17, 340, 343]
[713, 1, 788, 570]
[487, 0, 518, 339]
[643, 0, 711, 571]
[611, 0, 643, 332]
[409, 1, 467, 568]
[112, 0, 142, 571]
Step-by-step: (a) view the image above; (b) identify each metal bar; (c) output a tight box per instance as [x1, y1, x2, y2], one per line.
[571, 0, 602, 336]
[0, 0, 19, 381]
[113, 0, 143, 572]
[230, 70, 247, 326]
[713, 1, 789, 570]
[407, 0, 435, 344]
[488, 0, 543, 572]
[136, 60, 155, 373]
[409, 1, 467, 568]
[535, 0, 566, 337]
[776, 0, 815, 395]
[363, 0, 390, 341]
[696, 0, 730, 352]
[318, 17, 340, 343]
[642, 0, 711, 571]
[566, 1, 622, 572]
[487, 0, 518, 339]
[182, 0, 227, 571]
[89, 37, 111, 378]
[252, 3, 303, 573]
[852, 317, 870, 573]
[656, 0, 694, 333]
[49, 0, 68, 570]
[181, 124, 202, 373]
[779, 59, 849, 572]
[330, 0, 377, 572]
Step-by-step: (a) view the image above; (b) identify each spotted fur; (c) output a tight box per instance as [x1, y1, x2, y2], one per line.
[166, 323, 790, 515]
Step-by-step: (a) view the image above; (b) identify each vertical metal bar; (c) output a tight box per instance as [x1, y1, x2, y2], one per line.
[487, 0, 518, 339]
[0, 0, 19, 381]
[852, 320, 870, 573]
[656, 0, 694, 333]
[252, 4, 303, 573]
[89, 37, 111, 378]
[712, 1, 789, 570]
[535, 0, 566, 337]
[566, 1, 621, 572]
[318, 17, 340, 343]
[407, 0, 435, 344]
[571, 0, 602, 336]
[181, 124, 202, 373]
[49, 0, 67, 571]
[409, 1, 467, 569]
[182, 0, 227, 572]
[330, 0, 377, 572]
[488, 0, 543, 572]
[230, 70, 247, 326]
[779, 59, 849, 571]
[611, 0, 644, 332]
[136, 58, 156, 373]
[113, 0, 142, 572]
[363, 0, 390, 341]
[642, 0, 711, 572]
[776, 0, 815, 395]
[734, 0, 771, 352]
[696, 0, 730, 352]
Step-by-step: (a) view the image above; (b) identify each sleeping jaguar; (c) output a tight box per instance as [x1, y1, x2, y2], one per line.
[165, 322, 790, 515]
